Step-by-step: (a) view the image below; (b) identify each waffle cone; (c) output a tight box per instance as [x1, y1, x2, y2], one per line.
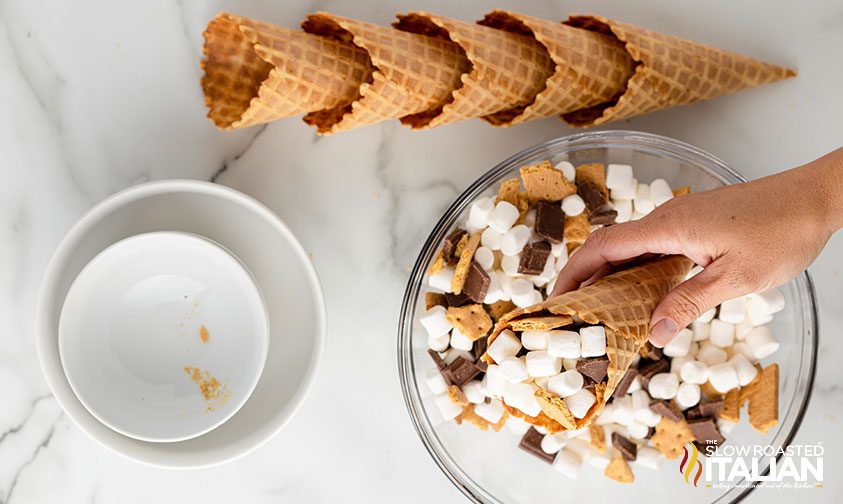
[201, 12, 372, 130]
[301, 13, 469, 134]
[477, 10, 634, 126]
[562, 15, 796, 127]
[394, 13, 554, 128]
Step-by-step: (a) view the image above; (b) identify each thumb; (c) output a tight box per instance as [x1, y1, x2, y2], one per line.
[648, 260, 745, 347]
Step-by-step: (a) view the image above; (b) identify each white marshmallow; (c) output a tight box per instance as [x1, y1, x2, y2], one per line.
[596, 403, 615, 425]
[717, 418, 738, 435]
[689, 341, 700, 358]
[462, 380, 485, 404]
[501, 356, 529, 383]
[628, 421, 650, 439]
[718, 298, 746, 324]
[650, 178, 674, 206]
[691, 321, 710, 341]
[606, 164, 634, 190]
[553, 450, 583, 478]
[564, 388, 596, 419]
[548, 370, 584, 398]
[501, 254, 521, 277]
[434, 394, 462, 421]
[551, 240, 568, 258]
[562, 358, 579, 371]
[481, 227, 503, 251]
[580, 326, 607, 357]
[554, 253, 568, 272]
[675, 382, 701, 409]
[730, 341, 756, 361]
[541, 432, 567, 454]
[697, 343, 728, 366]
[745, 295, 773, 326]
[424, 368, 449, 395]
[566, 437, 592, 457]
[612, 396, 634, 426]
[709, 319, 735, 348]
[444, 349, 473, 365]
[546, 275, 559, 296]
[487, 201, 520, 233]
[526, 350, 562, 377]
[547, 330, 581, 358]
[449, 327, 474, 351]
[486, 329, 521, 364]
[680, 360, 709, 385]
[483, 365, 509, 397]
[484, 273, 505, 304]
[636, 446, 664, 470]
[561, 194, 586, 216]
[749, 288, 786, 315]
[627, 375, 642, 394]
[521, 330, 549, 350]
[648, 372, 679, 400]
[474, 398, 505, 423]
[639, 408, 663, 428]
[468, 196, 495, 230]
[735, 319, 754, 340]
[534, 376, 550, 390]
[746, 326, 780, 360]
[428, 267, 455, 293]
[730, 353, 759, 386]
[427, 333, 450, 352]
[670, 355, 693, 375]
[631, 389, 651, 416]
[500, 224, 532, 256]
[555, 160, 576, 182]
[633, 183, 656, 214]
[697, 307, 717, 323]
[709, 362, 740, 393]
[663, 328, 693, 357]
[506, 416, 531, 435]
[495, 271, 513, 302]
[473, 246, 495, 271]
[589, 452, 612, 470]
[614, 198, 633, 223]
[511, 280, 541, 308]
[522, 208, 537, 228]
[504, 383, 542, 417]
[611, 177, 638, 200]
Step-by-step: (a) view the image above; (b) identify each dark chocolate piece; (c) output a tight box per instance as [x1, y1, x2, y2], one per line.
[611, 432, 637, 461]
[535, 202, 565, 243]
[638, 358, 670, 389]
[589, 209, 617, 226]
[462, 261, 491, 303]
[641, 342, 663, 360]
[427, 349, 447, 371]
[578, 182, 608, 212]
[650, 400, 683, 422]
[472, 337, 488, 362]
[518, 241, 551, 275]
[686, 399, 725, 420]
[444, 292, 472, 307]
[443, 356, 482, 386]
[442, 228, 467, 265]
[519, 428, 555, 464]
[687, 418, 725, 447]
[612, 368, 638, 398]
[576, 356, 610, 383]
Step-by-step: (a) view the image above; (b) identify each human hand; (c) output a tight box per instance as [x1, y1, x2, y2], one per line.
[551, 147, 843, 346]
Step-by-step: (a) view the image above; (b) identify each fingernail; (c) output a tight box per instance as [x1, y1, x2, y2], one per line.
[649, 318, 678, 347]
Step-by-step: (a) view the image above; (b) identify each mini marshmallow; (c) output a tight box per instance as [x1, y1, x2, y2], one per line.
[612, 396, 634, 426]
[689, 341, 700, 358]
[501, 356, 529, 383]
[487, 201, 520, 233]
[589, 452, 612, 470]
[526, 350, 562, 377]
[504, 382, 542, 417]
[670, 355, 693, 375]
[697, 343, 728, 366]
[427, 333, 450, 352]
[521, 330, 550, 350]
[553, 450, 582, 479]
[717, 418, 738, 436]
[735, 319, 754, 340]
[709, 362, 740, 393]
[749, 288, 786, 315]
[606, 164, 634, 190]
[580, 326, 607, 357]
[541, 432, 567, 454]
[481, 227, 503, 251]
[462, 380, 485, 404]
[486, 329, 521, 364]
[449, 327, 474, 351]
[627, 375, 642, 393]
[501, 255, 521, 278]
[745, 295, 773, 326]
[534, 376, 550, 390]
[566, 437, 592, 456]
[636, 446, 664, 470]
[649, 178, 674, 206]
[474, 246, 495, 271]
[548, 370, 584, 398]
[547, 330, 581, 358]
[691, 321, 710, 341]
[663, 328, 693, 357]
[506, 416, 531, 435]
[434, 394, 462, 422]
[611, 177, 638, 200]
[564, 388, 596, 419]
[675, 382, 701, 410]
[474, 398, 505, 424]
[633, 183, 656, 215]
[709, 319, 735, 348]
[561, 194, 586, 216]
[614, 198, 633, 223]
[746, 326, 780, 360]
[730, 353, 759, 386]
[546, 275, 559, 296]
[631, 389, 651, 416]
[522, 208, 537, 228]
[628, 421, 650, 439]
[697, 307, 717, 323]
[555, 254, 568, 272]
[468, 196, 495, 230]
[648, 372, 679, 400]
[551, 241, 568, 258]
[428, 267, 455, 293]
[680, 360, 709, 385]
[511, 281, 541, 308]
[718, 298, 746, 324]
[484, 273, 505, 304]
[424, 368, 449, 395]
[730, 341, 756, 361]
[639, 408, 663, 428]
[555, 160, 576, 182]
[483, 365, 509, 397]
[500, 224, 532, 256]
[596, 403, 615, 425]
[562, 357, 579, 371]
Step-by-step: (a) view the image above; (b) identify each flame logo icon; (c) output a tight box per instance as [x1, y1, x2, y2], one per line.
[679, 443, 703, 487]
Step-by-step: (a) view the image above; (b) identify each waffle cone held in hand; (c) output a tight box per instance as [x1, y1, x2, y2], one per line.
[486, 255, 694, 429]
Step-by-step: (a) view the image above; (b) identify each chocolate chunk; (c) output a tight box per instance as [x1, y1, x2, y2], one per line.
[442, 228, 467, 265]
[640, 342, 663, 360]
[687, 418, 725, 447]
[589, 209, 617, 226]
[427, 349, 447, 371]
[535, 202, 565, 243]
[472, 337, 488, 362]
[444, 292, 472, 307]
[578, 182, 608, 212]
[576, 356, 610, 383]
[462, 261, 490, 303]
[650, 400, 683, 422]
[518, 241, 551, 275]
[638, 358, 670, 389]
[612, 368, 638, 398]
[519, 428, 555, 464]
[646, 426, 656, 439]
[686, 399, 725, 420]
[443, 356, 482, 386]
[611, 432, 637, 461]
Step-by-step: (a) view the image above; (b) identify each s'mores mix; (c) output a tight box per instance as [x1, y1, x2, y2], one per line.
[420, 160, 782, 483]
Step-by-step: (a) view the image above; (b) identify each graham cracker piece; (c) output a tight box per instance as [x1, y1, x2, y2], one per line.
[487, 300, 516, 322]
[534, 388, 577, 430]
[589, 424, 606, 452]
[446, 304, 492, 341]
[447, 384, 469, 407]
[515, 191, 531, 220]
[673, 186, 691, 197]
[700, 381, 724, 400]
[510, 315, 573, 332]
[519, 161, 577, 202]
[605, 455, 634, 483]
[427, 252, 444, 276]
[502, 402, 566, 434]
[492, 250, 503, 271]
[747, 364, 779, 433]
[451, 233, 481, 294]
[564, 213, 591, 252]
[496, 178, 521, 206]
[651, 417, 695, 460]
[719, 388, 741, 423]
[425, 292, 447, 310]
[575, 163, 608, 199]
[739, 364, 765, 405]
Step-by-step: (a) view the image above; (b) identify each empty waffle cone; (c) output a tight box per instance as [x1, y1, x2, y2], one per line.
[201, 12, 372, 130]
[301, 12, 469, 134]
[562, 15, 796, 127]
[394, 12, 554, 128]
[485, 255, 694, 430]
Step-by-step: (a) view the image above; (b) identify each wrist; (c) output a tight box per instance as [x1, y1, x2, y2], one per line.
[803, 148, 843, 236]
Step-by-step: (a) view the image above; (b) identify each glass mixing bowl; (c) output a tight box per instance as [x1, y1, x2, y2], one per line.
[398, 131, 817, 503]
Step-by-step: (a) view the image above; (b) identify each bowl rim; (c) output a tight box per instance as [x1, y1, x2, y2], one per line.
[397, 130, 818, 503]
[36, 179, 327, 468]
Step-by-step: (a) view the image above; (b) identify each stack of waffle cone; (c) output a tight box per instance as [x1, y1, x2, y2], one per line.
[485, 255, 694, 431]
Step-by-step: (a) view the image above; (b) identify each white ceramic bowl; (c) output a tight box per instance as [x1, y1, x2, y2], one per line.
[59, 231, 270, 442]
[37, 180, 326, 468]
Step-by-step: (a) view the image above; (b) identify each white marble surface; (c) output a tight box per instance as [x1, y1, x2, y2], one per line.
[0, 0, 841, 502]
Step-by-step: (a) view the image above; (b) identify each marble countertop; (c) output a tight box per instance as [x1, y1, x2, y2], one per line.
[1, 0, 841, 502]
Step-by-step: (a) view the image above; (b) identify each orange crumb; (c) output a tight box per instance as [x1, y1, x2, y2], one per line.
[199, 325, 210, 344]
[183, 366, 231, 412]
